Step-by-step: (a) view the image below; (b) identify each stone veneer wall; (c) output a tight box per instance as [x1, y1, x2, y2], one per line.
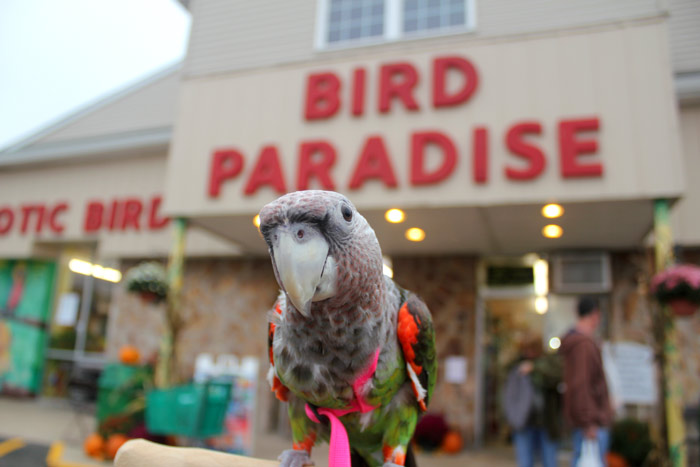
[674, 249, 700, 406]
[392, 255, 478, 442]
[107, 251, 700, 442]
[108, 258, 279, 377]
[107, 257, 280, 443]
[608, 250, 700, 407]
[108, 255, 479, 442]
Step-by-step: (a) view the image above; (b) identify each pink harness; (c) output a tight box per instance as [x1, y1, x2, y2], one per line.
[304, 348, 381, 467]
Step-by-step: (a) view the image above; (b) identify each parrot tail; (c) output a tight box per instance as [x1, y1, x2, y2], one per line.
[350, 449, 370, 467]
[349, 444, 418, 467]
[405, 444, 418, 467]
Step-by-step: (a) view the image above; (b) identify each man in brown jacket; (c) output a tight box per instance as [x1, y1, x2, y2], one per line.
[559, 297, 613, 466]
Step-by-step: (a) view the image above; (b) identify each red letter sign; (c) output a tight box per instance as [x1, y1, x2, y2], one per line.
[49, 203, 68, 233]
[209, 149, 244, 198]
[410, 131, 457, 185]
[148, 196, 170, 229]
[349, 136, 398, 190]
[305, 72, 341, 120]
[433, 56, 478, 108]
[0, 208, 14, 235]
[473, 127, 489, 184]
[379, 63, 420, 113]
[84, 201, 104, 233]
[504, 122, 546, 180]
[244, 145, 287, 195]
[121, 199, 143, 230]
[559, 117, 602, 178]
[298, 141, 337, 190]
[352, 68, 366, 117]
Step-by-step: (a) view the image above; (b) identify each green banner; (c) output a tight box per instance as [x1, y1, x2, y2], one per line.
[0, 260, 56, 394]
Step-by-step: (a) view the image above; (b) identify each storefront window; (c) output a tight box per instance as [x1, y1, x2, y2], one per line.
[44, 250, 118, 397]
[318, 0, 475, 48]
[85, 277, 113, 353]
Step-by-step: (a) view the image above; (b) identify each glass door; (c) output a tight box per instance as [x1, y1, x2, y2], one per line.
[43, 248, 118, 397]
[482, 297, 548, 442]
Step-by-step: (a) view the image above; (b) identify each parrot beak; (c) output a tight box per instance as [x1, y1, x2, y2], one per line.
[270, 224, 335, 317]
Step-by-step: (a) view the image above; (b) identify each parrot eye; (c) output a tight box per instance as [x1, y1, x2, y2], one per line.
[341, 204, 353, 222]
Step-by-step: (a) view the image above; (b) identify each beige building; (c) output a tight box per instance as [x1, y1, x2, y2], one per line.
[1, 0, 700, 450]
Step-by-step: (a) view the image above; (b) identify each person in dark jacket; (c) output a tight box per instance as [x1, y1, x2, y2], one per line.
[559, 297, 613, 467]
[503, 334, 562, 467]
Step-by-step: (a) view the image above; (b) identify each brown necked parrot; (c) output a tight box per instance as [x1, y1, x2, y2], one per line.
[259, 190, 437, 467]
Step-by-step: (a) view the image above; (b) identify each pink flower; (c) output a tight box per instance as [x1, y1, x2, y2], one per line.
[651, 264, 700, 304]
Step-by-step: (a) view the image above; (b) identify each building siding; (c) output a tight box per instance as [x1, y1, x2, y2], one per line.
[183, 0, 661, 78]
[672, 105, 700, 245]
[668, 0, 700, 73]
[35, 68, 180, 144]
[184, 0, 316, 78]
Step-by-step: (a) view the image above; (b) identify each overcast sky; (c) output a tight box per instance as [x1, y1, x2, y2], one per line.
[0, 0, 191, 151]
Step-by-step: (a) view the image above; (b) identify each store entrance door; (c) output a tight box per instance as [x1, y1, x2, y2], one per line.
[43, 247, 118, 397]
[482, 297, 548, 443]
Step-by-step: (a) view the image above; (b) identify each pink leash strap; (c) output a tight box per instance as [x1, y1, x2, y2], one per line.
[305, 405, 352, 467]
[304, 348, 381, 467]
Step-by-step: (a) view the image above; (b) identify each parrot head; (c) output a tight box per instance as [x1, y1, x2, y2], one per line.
[259, 190, 384, 317]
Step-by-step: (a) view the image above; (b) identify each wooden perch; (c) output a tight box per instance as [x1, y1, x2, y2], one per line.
[115, 439, 279, 467]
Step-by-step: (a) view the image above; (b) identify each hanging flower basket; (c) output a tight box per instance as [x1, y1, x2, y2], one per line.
[124, 262, 169, 304]
[668, 299, 698, 317]
[650, 264, 700, 317]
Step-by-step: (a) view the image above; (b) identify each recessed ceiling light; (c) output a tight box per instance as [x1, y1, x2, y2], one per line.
[385, 208, 405, 223]
[542, 224, 563, 238]
[542, 203, 564, 219]
[253, 214, 261, 228]
[535, 296, 548, 314]
[405, 227, 425, 242]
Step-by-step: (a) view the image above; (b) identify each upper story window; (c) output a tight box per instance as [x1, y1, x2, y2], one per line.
[327, 0, 385, 44]
[317, 0, 475, 49]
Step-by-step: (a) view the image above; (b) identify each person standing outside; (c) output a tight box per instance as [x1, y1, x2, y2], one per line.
[559, 296, 613, 466]
[503, 334, 563, 467]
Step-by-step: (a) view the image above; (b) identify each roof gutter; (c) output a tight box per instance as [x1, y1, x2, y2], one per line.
[0, 127, 171, 168]
[676, 72, 700, 104]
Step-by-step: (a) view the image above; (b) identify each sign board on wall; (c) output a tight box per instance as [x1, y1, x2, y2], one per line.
[165, 21, 683, 216]
[0, 196, 169, 238]
[605, 341, 656, 405]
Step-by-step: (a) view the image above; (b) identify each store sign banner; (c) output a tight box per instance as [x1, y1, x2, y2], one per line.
[166, 22, 682, 216]
[0, 195, 169, 237]
[206, 55, 603, 199]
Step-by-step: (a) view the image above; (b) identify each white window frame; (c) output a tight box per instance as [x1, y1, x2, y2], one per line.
[314, 0, 477, 50]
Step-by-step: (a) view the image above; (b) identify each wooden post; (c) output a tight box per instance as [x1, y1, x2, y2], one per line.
[116, 439, 278, 467]
[155, 217, 188, 388]
[653, 199, 686, 467]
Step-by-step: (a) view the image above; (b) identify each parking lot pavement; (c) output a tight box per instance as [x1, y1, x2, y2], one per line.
[0, 397, 525, 467]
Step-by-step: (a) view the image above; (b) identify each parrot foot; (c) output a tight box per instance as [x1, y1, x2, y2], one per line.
[382, 463, 403, 467]
[278, 449, 315, 467]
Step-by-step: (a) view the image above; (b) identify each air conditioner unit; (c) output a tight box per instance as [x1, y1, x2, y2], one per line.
[552, 252, 611, 293]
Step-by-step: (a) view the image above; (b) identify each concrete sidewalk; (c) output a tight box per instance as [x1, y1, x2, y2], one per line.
[0, 397, 522, 466]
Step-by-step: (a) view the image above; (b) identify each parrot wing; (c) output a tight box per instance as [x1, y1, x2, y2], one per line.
[397, 293, 437, 412]
[268, 300, 290, 402]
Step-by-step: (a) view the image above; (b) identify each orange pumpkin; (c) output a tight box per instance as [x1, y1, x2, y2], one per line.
[119, 346, 140, 365]
[83, 433, 104, 459]
[105, 434, 130, 460]
[440, 430, 463, 454]
[607, 452, 628, 467]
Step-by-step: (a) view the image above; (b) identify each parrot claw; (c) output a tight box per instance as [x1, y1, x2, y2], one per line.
[278, 449, 315, 467]
[382, 463, 403, 467]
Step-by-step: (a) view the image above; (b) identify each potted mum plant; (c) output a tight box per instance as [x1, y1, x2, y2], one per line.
[124, 262, 169, 304]
[650, 263, 700, 317]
